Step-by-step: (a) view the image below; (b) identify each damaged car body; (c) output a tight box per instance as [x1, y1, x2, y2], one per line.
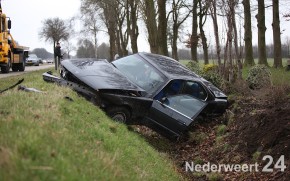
[43, 53, 228, 139]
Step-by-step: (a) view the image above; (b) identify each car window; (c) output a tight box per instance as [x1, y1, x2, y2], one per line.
[154, 79, 183, 100]
[112, 55, 165, 94]
[154, 79, 208, 101]
[181, 81, 208, 100]
[29, 54, 37, 58]
[163, 95, 206, 118]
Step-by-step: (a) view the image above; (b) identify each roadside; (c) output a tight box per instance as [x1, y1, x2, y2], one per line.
[0, 64, 54, 79]
[133, 85, 290, 180]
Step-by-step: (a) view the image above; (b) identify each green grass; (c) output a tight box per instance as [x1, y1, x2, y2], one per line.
[181, 58, 290, 86]
[242, 66, 290, 86]
[0, 69, 182, 181]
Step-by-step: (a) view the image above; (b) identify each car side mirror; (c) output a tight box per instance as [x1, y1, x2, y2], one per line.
[8, 19, 11, 29]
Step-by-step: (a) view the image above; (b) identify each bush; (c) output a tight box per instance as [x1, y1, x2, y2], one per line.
[246, 65, 272, 89]
[202, 72, 224, 88]
[186, 61, 224, 88]
[186, 61, 203, 74]
[203, 63, 218, 73]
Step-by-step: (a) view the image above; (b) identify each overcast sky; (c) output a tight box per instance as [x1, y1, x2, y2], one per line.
[2, 0, 290, 56]
[2, 0, 81, 53]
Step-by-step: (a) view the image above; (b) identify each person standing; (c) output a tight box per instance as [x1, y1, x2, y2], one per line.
[54, 42, 62, 70]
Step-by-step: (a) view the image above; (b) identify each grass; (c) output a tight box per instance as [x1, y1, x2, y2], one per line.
[216, 125, 227, 136]
[0, 69, 182, 181]
[181, 58, 290, 86]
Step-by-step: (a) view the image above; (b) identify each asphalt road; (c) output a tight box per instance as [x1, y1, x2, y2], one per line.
[0, 64, 55, 79]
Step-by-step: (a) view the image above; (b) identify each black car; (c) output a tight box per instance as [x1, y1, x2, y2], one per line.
[43, 53, 228, 138]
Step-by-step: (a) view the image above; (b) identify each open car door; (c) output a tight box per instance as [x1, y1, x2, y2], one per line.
[146, 95, 208, 137]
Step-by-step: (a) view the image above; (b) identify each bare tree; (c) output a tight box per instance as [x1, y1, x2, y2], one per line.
[191, 0, 199, 62]
[231, 1, 242, 79]
[76, 39, 96, 58]
[242, 0, 255, 66]
[63, 40, 76, 59]
[39, 17, 70, 70]
[272, 0, 283, 68]
[209, 0, 222, 68]
[141, 0, 159, 53]
[157, 0, 169, 56]
[256, 0, 268, 66]
[198, 0, 210, 64]
[80, 1, 102, 58]
[169, 0, 191, 60]
[127, 0, 139, 53]
[116, 1, 129, 57]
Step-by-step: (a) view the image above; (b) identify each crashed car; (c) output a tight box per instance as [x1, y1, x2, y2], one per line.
[43, 52, 228, 138]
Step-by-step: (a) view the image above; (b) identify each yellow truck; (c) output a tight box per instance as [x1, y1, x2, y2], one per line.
[0, 2, 28, 73]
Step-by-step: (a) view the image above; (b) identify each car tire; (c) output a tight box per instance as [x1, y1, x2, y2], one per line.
[106, 106, 131, 123]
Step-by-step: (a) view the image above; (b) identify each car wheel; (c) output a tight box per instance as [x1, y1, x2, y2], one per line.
[106, 107, 131, 123]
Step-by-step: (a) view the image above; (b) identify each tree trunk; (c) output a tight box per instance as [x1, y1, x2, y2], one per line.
[144, 0, 159, 53]
[157, 0, 168, 56]
[191, 0, 198, 62]
[227, 14, 234, 83]
[242, 0, 255, 66]
[172, 24, 179, 60]
[128, 0, 139, 53]
[53, 41, 57, 70]
[210, 0, 221, 69]
[102, 2, 117, 61]
[256, 0, 268, 66]
[200, 27, 209, 65]
[231, 1, 242, 79]
[198, 1, 209, 64]
[272, 0, 283, 68]
[116, 26, 123, 57]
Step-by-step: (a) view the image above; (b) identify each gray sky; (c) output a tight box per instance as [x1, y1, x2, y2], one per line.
[2, 0, 290, 56]
[2, 0, 80, 53]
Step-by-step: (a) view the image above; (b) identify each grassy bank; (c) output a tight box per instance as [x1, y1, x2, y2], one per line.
[0, 70, 181, 181]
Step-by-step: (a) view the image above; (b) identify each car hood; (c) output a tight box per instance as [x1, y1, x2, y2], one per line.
[201, 78, 227, 98]
[61, 58, 145, 92]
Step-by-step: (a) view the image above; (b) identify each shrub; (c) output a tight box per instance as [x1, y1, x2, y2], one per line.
[202, 72, 224, 88]
[203, 63, 218, 73]
[186, 61, 203, 74]
[246, 65, 272, 89]
[186, 61, 224, 88]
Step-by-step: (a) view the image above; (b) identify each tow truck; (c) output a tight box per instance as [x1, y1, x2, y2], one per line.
[0, 1, 28, 73]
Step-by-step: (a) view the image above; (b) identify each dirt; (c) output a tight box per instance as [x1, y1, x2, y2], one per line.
[132, 87, 290, 180]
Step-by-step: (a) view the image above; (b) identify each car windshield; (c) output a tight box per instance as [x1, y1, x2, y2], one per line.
[112, 55, 165, 94]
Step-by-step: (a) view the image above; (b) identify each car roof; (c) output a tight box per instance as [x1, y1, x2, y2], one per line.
[138, 52, 200, 80]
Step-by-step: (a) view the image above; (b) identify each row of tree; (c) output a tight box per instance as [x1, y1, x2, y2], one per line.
[39, 0, 289, 80]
